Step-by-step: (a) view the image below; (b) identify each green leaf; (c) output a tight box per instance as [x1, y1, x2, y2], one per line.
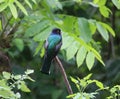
[33, 26, 53, 41]
[0, 90, 15, 98]
[20, 81, 30, 92]
[0, 2, 8, 12]
[0, 20, 2, 31]
[86, 52, 95, 70]
[2, 72, 11, 79]
[14, 75, 22, 80]
[96, 22, 109, 41]
[12, 38, 24, 52]
[100, 22, 115, 37]
[34, 41, 44, 56]
[112, 0, 120, 9]
[15, 0, 28, 15]
[93, 80, 104, 89]
[25, 69, 34, 75]
[99, 6, 111, 18]
[25, 0, 32, 9]
[76, 46, 87, 67]
[83, 73, 92, 81]
[9, 3, 18, 19]
[66, 93, 76, 98]
[78, 18, 92, 42]
[70, 76, 78, 84]
[25, 20, 50, 37]
[0, 0, 5, 3]
[88, 20, 96, 34]
[66, 41, 79, 60]
[97, 0, 107, 6]
[61, 35, 74, 49]
[88, 46, 105, 66]
[31, 0, 37, 4]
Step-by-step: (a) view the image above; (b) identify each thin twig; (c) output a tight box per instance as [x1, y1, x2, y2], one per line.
[54, 56, 73, 95]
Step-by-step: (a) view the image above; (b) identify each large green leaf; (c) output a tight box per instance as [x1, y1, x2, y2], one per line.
[61, 35, 74, 49]
[76, 46, 87, 67]
[99, 6, 110, 18]
[112, 0, 120, 9]
[86, 52, 95, 70]
[78, 18, 92, 42]
[9, 3, 18, 19]
[96, 22, 109, 41]
[66, 41, 79, 60]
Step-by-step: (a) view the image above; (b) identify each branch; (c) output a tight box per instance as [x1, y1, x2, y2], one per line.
[54, 56, 73, 95]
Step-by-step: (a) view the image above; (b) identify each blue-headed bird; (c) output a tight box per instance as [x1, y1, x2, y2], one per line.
[41, 28, 62, 74]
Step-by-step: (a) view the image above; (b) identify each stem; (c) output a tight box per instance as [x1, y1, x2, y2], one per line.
[54, 56, 73, 95]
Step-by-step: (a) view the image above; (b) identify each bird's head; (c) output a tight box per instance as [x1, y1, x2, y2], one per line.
[52, 28, 61, 35]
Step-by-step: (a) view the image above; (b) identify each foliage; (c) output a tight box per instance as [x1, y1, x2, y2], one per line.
[0, 69, 34, 99]
[67, 74, 107, 99]
[0, 0, 120, 99]
[67, 74, 120, 99]
[107, 85, 120, 99]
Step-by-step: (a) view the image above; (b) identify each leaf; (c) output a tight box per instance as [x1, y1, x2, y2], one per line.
[25, 0, 32, 9]
[93, 80, 104, 89]
[0, 20, 2, 31]
[99, 6, 111, 18]
[0, 90, 15, 98]
[25, 20, 50, 37]
[86, 52, 95, 70]
[100, 22, 115, 37]
[70, 76, 78, 84]
[34, 41, 44, 56]
[9, 3, 18, 19]
[78, 18, 92, 42]
[112, 0, 120, 9]
[83, 74, 92, 80]
[0, 2, 8, 12]
[66, 41, 79, 60]
[88, 20, 96, 34]
[96, 22, 109, 41]
[25, 69, 34, 74]
[0, 0, 5, 3]
[61, 35, 74, 49]
[33, 26, 53, 41]
[97, 0, 107, 6]
[2, 72, 11, 79]
[31, 0, 37, 4]
[20, 81, 30, 92]
[14, 75, 22, 80]
[15, 0, 28, 15]
[12, 38, 24, 52]
[76, 46, 87, 67]
[88, 46, 105, 66]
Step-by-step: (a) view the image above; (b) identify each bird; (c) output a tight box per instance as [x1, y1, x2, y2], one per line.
[41, 28, 62, 75]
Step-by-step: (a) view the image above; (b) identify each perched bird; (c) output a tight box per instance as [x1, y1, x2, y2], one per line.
[41, 28, 62, 74]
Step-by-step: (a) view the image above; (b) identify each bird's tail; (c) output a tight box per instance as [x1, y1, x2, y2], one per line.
[41, 55, 52, 75]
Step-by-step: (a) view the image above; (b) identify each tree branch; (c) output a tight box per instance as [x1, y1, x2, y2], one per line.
[54, 56, 73, 95]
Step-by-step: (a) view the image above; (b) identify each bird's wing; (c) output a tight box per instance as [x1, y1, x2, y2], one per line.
[55, 39, 62, 52]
